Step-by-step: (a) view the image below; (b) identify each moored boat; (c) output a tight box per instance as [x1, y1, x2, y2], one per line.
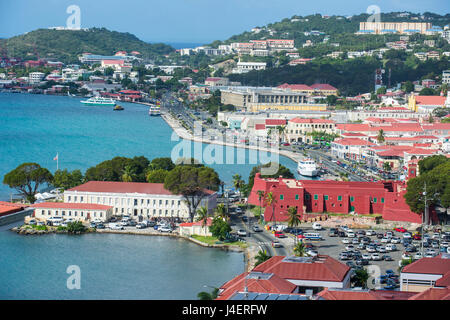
[81, 96, 116, 106]
[113, 104, 124, 111]
[297, 158, 319, 177]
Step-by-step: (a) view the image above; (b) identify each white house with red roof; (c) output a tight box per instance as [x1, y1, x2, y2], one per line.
[179, 217, 213, 236]
[63, 181, 217, 221]
[32, 202, 113, 222]
[331, 138, 375, 161]
[401, 254, 450, 293]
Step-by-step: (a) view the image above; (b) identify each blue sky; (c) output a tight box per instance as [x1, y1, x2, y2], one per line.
[0, 0, 448, 43]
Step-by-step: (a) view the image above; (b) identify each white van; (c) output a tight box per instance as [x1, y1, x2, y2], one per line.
[312, 222, 322, 230]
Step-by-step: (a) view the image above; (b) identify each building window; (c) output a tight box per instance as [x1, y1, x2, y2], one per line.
[338, 196, 342, 201]
[314, 195, 318, 200]
[280, 195, 284, 200]
[324, 195, 329, 201]
[295, 194, 299, 200]
[350, 196, 354, 202]
[373, 197, 377, 203]
[68, 196, 71, 201]
[80, 196, 83, 202]
[381, 198, 385, 203]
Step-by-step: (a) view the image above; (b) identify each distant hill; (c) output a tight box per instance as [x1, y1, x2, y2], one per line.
[1, 27, 174, 63]
[210, 12, 450, 47]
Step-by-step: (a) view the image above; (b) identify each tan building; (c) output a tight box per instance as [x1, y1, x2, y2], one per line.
[32, 202, 113, 222]
[220, 87, 326, 112]
[286, 118, 336, 143]
[359, 22, 432, 34]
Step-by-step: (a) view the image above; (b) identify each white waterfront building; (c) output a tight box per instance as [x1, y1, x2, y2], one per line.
[63, 181, 217, 221]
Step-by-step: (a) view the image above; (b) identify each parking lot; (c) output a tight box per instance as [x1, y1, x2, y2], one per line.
[256, 223, 449, 288]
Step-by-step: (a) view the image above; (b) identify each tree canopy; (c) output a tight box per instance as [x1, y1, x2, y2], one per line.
[164, 165, 220, 222]
[247, 162, 294, 194]
[3, 163, 53, 203]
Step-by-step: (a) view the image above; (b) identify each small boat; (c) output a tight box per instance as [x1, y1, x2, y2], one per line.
[148, 105, 161, 116]
[113, 104, 124, 111]
[297, 158, 319, 177]
[81, 96, 116, 106]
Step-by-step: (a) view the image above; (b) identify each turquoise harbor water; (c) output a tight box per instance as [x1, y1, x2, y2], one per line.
[0, 92, 299, 200]
[0, 92, 301, 300]
[0, 224, 244, 300]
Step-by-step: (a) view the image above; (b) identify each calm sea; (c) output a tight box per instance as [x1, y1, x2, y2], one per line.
[0, 92, 300, 200]
[0, 92, 302, 299]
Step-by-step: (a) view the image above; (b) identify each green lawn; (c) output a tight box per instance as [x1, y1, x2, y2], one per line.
[191, 235, 248, 249]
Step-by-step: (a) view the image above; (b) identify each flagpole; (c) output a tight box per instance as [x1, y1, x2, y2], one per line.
[57, 153, 59, 171]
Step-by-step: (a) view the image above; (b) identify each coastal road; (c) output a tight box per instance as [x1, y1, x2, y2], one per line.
[229, 210, 288, 257]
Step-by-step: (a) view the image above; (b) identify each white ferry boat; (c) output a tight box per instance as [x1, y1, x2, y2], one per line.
[148, 105, 161, 116]
[81, 97, 116, 106]
[297, 158, 319, 177]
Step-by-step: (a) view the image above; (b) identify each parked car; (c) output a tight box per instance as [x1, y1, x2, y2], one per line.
[355, 259, 369, 266]
[352, 238, 360, 244]
[376, 233, 384, 239]
[345, 245, 355, 251]
[386, 244, 397, 251]
[342, 238, 351, 244]
[237, 229, 247, 237]
[346, 231, 356, 238]
[394, 227, 407, 233]
[391, 237, 401, 244]
[241, 216, 248, 222]
[328, 228, 338, 237]
[339, 253, 350, 260]
[377, 246, 387, 253]
[371, 253, 382, 261]
[413, 252, 423, 260]
[306, 249, 318, 257]
[366, 246, 377, 253]
[109, 223, 124, 230]
[382, 255, 393, 261]
[365, 230, 376, 236]
[362, 253, 371, 260]
[252, 225, 262, 232]
[96, 223, 105, 229]
[159, 226, 173, 233]
[403, 232, 412, 239]
[136, 223, 147, 229]
[381, 237, 391, 243]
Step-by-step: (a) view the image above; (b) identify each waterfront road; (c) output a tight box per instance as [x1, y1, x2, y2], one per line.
[229, 210, 288, 257]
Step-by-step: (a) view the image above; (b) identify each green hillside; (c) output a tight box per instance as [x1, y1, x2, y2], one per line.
[210, 12, 450, 48]
[2, 28, 174, 63]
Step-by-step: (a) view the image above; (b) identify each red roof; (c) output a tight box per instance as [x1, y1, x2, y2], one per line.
[415, 96, 446, 106]
[265, 119, 287, 126]
[119, 90, 141, 94]
[102, 60, 124, 65]
[0, 201, 28, 216]
[435, 271, 450, 288]
[31, 202, 112, 210]
[278, 83, 312, 91]
[217, 271, 296, 300]
[179, 217, 213, 227]
[310, 83, 337, 91]
[67, 181, 215, 196]
[333, 138, 374, 146]
[253, 255, 350, 283]
[255, 124, 266, 130]
[409, 287, 450, 300]
[341, 132, 367, 137]
[402, 255, 450, 275]
[290, 118, 335, 124]
[317, 288, 415, 300]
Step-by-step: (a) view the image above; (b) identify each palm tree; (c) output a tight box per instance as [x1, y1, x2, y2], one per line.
[196, 206, 209, 230]
[377, 129, 385, 144]
[214, 203, 228, 221]
[286, 206, 301, 243]
[293, 241, 307, 257]
[254, 250, 271, 267]
[197, 287, 219, 300]
[276, 125, 286, 143]
[264, 192, 276, 226]
[257, 190, 265, 223]
[232, 174, 245, 202]
[121, 165, 135, 182]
